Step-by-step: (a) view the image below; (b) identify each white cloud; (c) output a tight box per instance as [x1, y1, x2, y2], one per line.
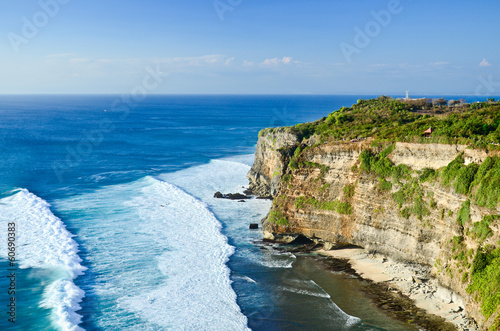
[224, 57, 235, 65]
[430, 61, 449, 66]
[261, 56, 294, 66]
[243, 60, 255, 67]
[480, 58, 492, 67]
[261, 57, 280, 66]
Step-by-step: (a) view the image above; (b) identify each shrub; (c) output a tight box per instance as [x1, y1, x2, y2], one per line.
[289, 158, 298, 170]
[360, 150, 374, 173]
[343, 184, 355, 198]
[293, 145, 302, 158]
[441, 153, 465, 187]
[373, 158, 394, 178]
[392, 179, 424, 208]
[392, 164, 411, 182]
[473, 157, 500, 209]
[359, 148, 396, 178]
[378, 178, 393, 191]
[295, 196, 307, 209]
[467, 246, 500, 319]
[336, 202, 353, 215]
[430, 198, 437, 209]
[471, 215, 500, 241]
[454, 163, 479, 195]
[462, 272, 469, 284]
[295, 196, 352, 215]
[471, 157, 495, 187]
[268, 210, 289, 226]
[400, 207, 411, 219]
[379, 143, 395, 158]
[419, 168, 437, 182]
[412, 195, 430, 220]
[319, 183, 331, 192]
[457, 200, 471, 226]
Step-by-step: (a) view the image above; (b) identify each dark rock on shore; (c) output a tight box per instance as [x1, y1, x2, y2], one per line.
[249, 223, 259, 229]
[243, 188, 254, 195]
[213, 191, 251, 200]
[288, 234, 314, 245]
[256, 195, 273, 200]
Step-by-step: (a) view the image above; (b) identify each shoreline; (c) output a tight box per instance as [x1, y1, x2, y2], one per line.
[317, 248, 479, 331]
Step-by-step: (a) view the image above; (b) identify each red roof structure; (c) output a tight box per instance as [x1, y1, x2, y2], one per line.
[423, 127, 433, 137]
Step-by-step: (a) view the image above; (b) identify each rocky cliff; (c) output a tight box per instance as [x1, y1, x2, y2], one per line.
[248, 128, 500, 330]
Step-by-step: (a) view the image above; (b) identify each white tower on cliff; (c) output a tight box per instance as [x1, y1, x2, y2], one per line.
[405, 91, 410, 100]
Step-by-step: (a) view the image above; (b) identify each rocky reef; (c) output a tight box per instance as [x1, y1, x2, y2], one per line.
[248, 98, 500, 330]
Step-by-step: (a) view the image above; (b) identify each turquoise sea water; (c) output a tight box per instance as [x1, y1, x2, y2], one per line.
[0, 95, 490, 330]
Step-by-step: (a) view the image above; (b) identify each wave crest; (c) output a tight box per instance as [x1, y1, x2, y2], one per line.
[0, 189, 86, 331]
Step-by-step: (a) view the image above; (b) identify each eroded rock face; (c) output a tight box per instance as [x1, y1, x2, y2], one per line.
[248, 130, 500, 329]
[389, 142, 489, 170]
[247, 127, 300, 196]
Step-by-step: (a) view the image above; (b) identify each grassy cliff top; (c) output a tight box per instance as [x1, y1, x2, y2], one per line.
[289, 96, 500, 149]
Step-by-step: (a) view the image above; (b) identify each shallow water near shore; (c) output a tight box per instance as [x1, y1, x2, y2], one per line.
[291, 255, 417, 331]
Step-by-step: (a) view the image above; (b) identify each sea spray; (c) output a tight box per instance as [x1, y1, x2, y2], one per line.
[0, 189, 86, 331]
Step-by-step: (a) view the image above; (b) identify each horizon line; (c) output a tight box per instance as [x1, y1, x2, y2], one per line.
[0, 93, 498, 97]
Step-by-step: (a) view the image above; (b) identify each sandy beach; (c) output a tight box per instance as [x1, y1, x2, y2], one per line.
[317, 248, 479, 331]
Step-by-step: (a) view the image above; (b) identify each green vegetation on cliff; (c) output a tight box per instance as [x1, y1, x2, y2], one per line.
[442, 154, 500, 209]
[268, 210, 289, 226]
[290, 96, 500, 148]
[295, 196, 352, 215]
[468, 245, 500, 326]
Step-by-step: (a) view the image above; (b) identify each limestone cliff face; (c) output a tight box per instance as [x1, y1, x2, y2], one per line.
[248, 129, 500, 329]
[388, 142, 489, 170]
[247, 127, 299, 196]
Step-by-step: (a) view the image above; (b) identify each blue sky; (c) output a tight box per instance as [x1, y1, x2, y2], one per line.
[1, 0, 499, 95]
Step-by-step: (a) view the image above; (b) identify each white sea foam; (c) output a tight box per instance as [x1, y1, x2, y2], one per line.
[258, 257, 294, 269]
[55, 174, 250, 330]
[117, 177, 250, 330]
[279, 286, 332, 298]
[233, 275, 258, 284]
[0, 189, 86, 331]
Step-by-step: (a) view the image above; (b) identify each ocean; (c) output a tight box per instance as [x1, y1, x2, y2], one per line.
[0, 94, 481, 330]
